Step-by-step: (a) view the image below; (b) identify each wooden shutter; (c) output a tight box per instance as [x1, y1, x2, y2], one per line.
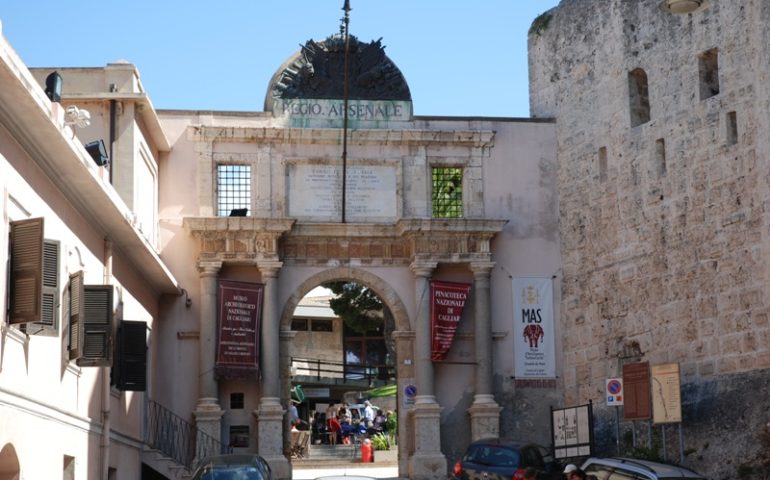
[114, 321, 147, 391]
[27, 240, 60, 336]
[9, 218, 43, 324]
[68, 272, 85, 361]
[77, 285, 113, 367]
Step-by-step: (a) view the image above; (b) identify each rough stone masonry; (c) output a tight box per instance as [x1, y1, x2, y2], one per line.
[529, 1, 770, 478]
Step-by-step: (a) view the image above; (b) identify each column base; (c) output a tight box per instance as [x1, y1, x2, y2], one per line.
[468, 395, 502, 441]
[409, 452, 449, 480]
[409, 399, 446, 480]
[255, 398, 290, 479]
[193, 399, 225, 461]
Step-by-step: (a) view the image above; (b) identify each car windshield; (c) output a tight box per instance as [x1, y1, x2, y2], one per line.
[465, 445, 520, 467]
[196, 466, 264, 480]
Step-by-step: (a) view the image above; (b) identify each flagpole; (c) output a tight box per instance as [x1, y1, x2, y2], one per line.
[341, 0, 351, 223]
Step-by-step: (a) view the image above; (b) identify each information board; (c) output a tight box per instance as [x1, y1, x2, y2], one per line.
[652, 363, 682, 424]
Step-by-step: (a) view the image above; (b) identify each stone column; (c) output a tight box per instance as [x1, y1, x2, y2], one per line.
[254, 260, 290, 479]
[408, 260, 446, 480]
[392, 329, 415, 478]
[468, 260, 501, 440]
[194, 261, 224, 456]
[279, 329, 297, 459]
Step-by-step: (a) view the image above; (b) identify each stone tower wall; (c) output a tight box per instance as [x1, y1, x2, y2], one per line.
[529, 0, 770, 476]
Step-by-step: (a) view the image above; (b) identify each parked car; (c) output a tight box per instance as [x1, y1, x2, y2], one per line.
[191, 453, 272, 480]
[452, 438, 562, 480]
[580, 457, 706, 480]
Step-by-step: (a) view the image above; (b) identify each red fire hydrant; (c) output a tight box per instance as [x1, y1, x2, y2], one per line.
[360, 438, 374, 463]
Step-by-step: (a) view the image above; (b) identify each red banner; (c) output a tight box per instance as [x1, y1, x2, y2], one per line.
[430, 280, 471, 361]
[216, 280, 263, 379]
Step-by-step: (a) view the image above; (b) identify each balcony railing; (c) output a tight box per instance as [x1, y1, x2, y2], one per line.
[291, 356, 395, 384]
[145, 397, 231, 469]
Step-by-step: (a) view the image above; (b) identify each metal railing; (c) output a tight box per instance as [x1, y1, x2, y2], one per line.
[291, 356, 396, 383]
[145, 397, 231, 469]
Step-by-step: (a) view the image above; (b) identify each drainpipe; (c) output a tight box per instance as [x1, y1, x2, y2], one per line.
[109, 83, 117, 184]
[102, 238, 113, 480]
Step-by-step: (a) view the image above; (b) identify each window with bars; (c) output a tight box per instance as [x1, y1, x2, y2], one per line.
[217, 165, 251, 217]
[431, 167, 463, 218]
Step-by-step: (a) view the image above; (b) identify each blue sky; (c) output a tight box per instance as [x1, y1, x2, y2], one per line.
[0, 1, 560, 117]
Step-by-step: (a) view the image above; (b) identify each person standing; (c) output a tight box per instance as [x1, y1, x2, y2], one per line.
[289, 400, 300, 425]
[363, 400, 375, 428]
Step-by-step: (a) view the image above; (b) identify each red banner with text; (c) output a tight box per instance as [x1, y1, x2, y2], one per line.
[216, 280, 263, 379]
[430, 280, 471, 361]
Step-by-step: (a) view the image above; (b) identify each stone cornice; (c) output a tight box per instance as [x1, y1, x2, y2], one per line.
[184, 217, 506, 265]
[189, 125, 495, 148]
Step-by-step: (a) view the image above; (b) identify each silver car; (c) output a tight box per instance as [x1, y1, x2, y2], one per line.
[580, 457, 706, 480]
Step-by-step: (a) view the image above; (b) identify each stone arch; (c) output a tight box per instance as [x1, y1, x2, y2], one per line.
[279, 267, 410, 333]
[0, 443, 20, 480]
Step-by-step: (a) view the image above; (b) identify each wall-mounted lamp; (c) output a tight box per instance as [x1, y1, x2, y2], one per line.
[180, 288, 192, 308]
[64, 105, 91, 128]
[659, 0, 703, 14]
[84, 140, 109, 167]
[45, 71, 62, 102]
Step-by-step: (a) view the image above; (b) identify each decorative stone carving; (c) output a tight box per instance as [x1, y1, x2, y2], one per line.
[268, 35, 411, 102]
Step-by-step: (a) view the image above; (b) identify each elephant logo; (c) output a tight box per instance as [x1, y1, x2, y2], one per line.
[523, 324, 544, 348]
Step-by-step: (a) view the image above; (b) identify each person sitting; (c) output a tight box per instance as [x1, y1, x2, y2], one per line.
[372, 409, 386, 434]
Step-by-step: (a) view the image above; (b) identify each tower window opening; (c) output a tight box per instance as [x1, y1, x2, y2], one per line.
[655, 138, 666, 177]
[726, 111, 738, 146]
[699, 48, 720, 100]
[628, 68, 651, 127]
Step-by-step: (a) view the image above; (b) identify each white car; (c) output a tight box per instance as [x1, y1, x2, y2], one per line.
[580, 457, 706, 480]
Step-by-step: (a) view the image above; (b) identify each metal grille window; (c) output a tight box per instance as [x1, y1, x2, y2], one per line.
[217, 165, 251, 217]
[431, 167, 463, 218]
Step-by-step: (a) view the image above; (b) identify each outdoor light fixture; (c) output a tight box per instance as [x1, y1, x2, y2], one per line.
[44, 71, 62, 102]
[85, 140, 109, 167]
[659, 0, 703, 14]
[64, 105, 91, 128]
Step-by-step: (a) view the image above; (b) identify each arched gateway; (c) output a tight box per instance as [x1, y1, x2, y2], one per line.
[175, 28, 555, 480]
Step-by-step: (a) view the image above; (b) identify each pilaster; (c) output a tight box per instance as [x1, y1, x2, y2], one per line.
[408, 260, 445, 479]
[256, 260, 289, 478]
[468, 260, 500, 440]
[195, 261, 223, 444]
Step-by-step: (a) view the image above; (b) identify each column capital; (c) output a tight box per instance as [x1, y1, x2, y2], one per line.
[392, 329, 416, 340]
[257, 260, 283, 278]
[410, 260, 437, 278]
[279, 328, 297, 341]
[470, 260, 495, 276]
[197, 260, 222, 277]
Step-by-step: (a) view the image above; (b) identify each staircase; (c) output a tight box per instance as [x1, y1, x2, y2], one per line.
[292, 443, 398, 469]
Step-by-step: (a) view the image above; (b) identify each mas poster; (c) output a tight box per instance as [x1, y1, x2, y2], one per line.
[513, 277, 555, 378]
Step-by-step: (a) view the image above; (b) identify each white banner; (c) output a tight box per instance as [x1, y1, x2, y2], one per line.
[513, 277, 555, 378]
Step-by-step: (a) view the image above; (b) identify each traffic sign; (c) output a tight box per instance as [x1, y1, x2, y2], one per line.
[606, 378, 624, 406]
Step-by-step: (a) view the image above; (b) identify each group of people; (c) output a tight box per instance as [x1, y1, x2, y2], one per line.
[321, 400, 390, 445]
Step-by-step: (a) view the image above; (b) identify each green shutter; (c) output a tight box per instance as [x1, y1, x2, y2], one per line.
[77, 285, 113, 367]
[114, 321, 147, 391]
[68, 272, 85, 361]
[9, 218, 44, 324]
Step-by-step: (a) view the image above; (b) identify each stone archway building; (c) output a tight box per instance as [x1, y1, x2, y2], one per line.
[151, 34, 560, 480]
